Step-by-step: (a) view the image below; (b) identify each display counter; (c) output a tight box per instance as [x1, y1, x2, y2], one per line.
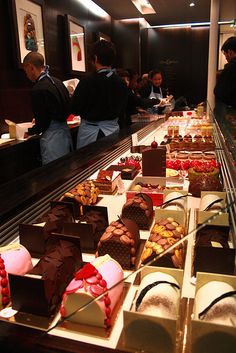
[0, 125, 79, 186]
[0, 114, 236, 353]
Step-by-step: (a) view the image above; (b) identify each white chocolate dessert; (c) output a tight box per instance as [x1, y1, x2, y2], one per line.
[134, 271, 181, 319]
[162, 191, 186, 211]
[199, 194, 224, 212]
[61, 255, 124, 328]
[194, 281, 236, 326]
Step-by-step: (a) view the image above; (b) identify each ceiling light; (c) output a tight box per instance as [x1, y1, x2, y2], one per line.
[76, 0, 108, 18]
[131, 0, 156, 15]
[189, 2, 195, 7]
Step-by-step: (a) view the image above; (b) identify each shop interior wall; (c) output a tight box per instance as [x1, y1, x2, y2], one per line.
[112, 19, 141, 74]
[0, 0, 210, 135]
[0, 0, 113, 133]
[141, 26, 209, 106]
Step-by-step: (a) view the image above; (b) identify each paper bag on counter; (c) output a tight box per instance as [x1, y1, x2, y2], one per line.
[5, 120, 33, 140]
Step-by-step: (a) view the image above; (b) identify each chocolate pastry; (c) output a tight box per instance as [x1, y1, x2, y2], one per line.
[61, 180, 99, 206]
[141, 217, 185, 269]
[9, 236, 82, 317]
[97, 218, 140, 269]
[121, 193, 153, 230]
[36, 204, 73, 241]
[79, 210, 108, 245]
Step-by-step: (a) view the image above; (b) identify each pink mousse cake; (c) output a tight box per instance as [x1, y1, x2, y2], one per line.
[0, 244, 33, 308]
[61, 255, 124, 328]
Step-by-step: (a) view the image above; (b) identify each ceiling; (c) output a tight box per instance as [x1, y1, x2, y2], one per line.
[93, 0, 212, 26]
[92, 0, 236, 26]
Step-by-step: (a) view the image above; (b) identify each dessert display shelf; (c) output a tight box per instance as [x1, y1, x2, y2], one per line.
[0, 114, 236, 353]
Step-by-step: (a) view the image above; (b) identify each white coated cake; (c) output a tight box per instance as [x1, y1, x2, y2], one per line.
[60, 255, 124, 328]
[193, 280, 236, 326]
[134, 271, 181, 319]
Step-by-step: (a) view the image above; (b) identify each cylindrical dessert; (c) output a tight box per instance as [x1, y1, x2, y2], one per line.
[199, 194, 224, 212]
[134, 271, 181, 319]
[0, 244, 33, 309]
[193, 281, 236, 326]
[162, 191, 185, 211]
[61, 255, 124, 328]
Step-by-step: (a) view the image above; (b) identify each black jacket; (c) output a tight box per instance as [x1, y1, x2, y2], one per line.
[71, 70, 128, 123]
[28, 75, 70, 135]
[214, 57, 236, 109]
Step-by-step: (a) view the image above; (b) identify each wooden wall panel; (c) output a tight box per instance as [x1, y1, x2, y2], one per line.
[0, 0, 112, 131]
[142, 26, 209, 105]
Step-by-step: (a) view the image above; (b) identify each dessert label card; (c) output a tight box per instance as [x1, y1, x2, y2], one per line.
[142, 147, 166, 177]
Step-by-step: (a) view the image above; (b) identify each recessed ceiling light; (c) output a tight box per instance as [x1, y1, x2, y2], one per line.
[76, 0, 108, 18]
[131, 0, 156, 15]
[189, 2, 195, 7]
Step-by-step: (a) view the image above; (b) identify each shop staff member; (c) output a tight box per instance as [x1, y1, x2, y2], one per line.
[214, 36, 236, 124]
[138, 69, 171, 114]
[23, 52, 72, 165]
[71, 40, 128, 149]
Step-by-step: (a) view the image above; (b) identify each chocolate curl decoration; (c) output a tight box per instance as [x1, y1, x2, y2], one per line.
[75, 263, 97, 280]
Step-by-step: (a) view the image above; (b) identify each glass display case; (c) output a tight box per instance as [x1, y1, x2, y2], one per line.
[0, 109, 236, 353]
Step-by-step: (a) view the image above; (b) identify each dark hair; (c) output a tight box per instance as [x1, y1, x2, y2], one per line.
[91, 39, 116, 66]
[23, 51, 44, 68]
[148, 69, 163, 79]
[116, 68, 130, 79]
[221, 36, 236, 53]
[125, 68, 138, 80]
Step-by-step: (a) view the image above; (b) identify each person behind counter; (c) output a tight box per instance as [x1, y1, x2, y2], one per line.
[71, 39, 128, 149]
[23, 52, 72, 165]
[138, 69, 172, 114]
[117, 69, 160, 127]
[214, 36, 236, 125]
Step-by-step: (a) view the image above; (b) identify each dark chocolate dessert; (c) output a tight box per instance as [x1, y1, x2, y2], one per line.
[121, 193, 153, 230]
[97, 218, 140, 269]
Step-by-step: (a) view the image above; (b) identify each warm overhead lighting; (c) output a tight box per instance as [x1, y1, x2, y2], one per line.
[149, 20, 234, 29]
[189, 2, 195, 7]
[76, 0, 109, 18]
[131, 0, 156, 15]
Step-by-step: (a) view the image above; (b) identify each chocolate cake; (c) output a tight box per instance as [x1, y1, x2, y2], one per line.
[97, 218, 140, 269]
[121, 193, 153, 230]
[141, 217, 185, 269]
[79, 208, 108, 248]
[189, 175, 223, 198]
[193, 225, 235, 275]
[93, 170, 120, 194]
[9, 235, 83, 317]
[37, 203, 74, 240]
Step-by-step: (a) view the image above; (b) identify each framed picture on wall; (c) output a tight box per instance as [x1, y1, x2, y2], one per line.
[65, 15, 86, 73]
[10, 0, 46, 67]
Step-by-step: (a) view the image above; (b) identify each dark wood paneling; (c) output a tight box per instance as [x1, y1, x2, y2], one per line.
[113, 19, 141, 73]
[142, 26, 209, 105]
[0, 0, 112, 130]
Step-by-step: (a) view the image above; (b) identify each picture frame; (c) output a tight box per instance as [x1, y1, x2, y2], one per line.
[10, 0, 46, 67]
[65, 15, 86, 73]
